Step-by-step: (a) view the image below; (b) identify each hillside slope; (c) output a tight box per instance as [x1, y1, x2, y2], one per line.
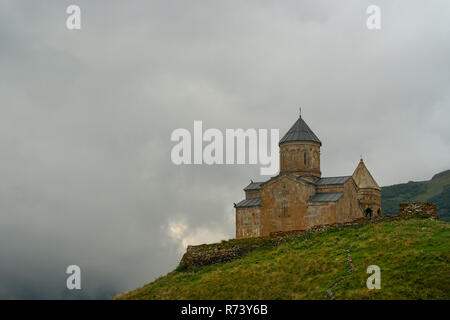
[382, 170, 450, 221]
[115, 217, 450, 300]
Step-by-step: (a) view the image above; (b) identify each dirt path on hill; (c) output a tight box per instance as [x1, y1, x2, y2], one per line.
[326, 248, 355, 300]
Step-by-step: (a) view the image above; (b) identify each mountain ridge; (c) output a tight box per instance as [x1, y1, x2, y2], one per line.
[381, 169, 450, 221]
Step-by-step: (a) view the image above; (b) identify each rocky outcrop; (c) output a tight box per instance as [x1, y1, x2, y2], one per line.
[399, 202, 438, 219]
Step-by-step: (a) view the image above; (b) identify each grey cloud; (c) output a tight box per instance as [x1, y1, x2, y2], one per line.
[0, 0, 449, 298]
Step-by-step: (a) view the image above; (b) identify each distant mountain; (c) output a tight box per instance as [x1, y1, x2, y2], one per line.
[382, 170, 450, 222]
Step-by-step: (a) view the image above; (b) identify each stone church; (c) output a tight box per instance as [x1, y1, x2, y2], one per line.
[234, 112, 382, 239]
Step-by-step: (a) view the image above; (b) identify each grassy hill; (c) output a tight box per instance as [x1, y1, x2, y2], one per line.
[115, 217, 450, 300]
[382, 169, 450, 221]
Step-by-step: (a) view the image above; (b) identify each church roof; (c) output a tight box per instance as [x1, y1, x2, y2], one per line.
[315, 176, 351, 185]
[309, 192, 344, 202]
[243, 181, 264, 191]
[279, 116, 321, 146]
[352, 159, 380, 190]
[234, 197, 262, 208]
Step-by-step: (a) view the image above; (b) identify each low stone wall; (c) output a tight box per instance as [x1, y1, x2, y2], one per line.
[268, 215, 399, 239]
[180, 245, 260, 270]
[179, 238, 277, 269]
[178, 202, 438, 270]
[399, 202, 438, 219]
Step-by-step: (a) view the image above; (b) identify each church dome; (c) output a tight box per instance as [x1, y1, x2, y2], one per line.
[279, 115, 321, 146]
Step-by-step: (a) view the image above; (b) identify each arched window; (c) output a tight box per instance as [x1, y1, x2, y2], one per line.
[365, 208, 373, 218]
[304, 152, 307, 166]
[281, 202, 288, 217]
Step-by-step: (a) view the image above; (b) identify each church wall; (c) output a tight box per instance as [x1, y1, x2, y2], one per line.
[304, 202, 337, 228]
[245, 190, 261, 199]
[357, 188, 382, 216]
[279, 141, 321, 177]
[336, 180, 364, 222]
[236, 206, 262, 239]
[260, 175, 316, 236]
[316, 184, 344, 193]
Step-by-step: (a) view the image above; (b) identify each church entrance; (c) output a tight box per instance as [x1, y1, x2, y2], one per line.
[365, 208, 373, 218]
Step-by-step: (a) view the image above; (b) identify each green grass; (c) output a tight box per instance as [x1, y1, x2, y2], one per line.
[115, 217, 450, 300]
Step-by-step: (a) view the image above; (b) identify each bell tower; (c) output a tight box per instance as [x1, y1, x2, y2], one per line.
[279, 110, 321, 177]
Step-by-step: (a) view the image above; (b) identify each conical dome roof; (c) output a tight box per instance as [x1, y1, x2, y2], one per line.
[352, 159, 380, 190]
[279, 116, 321, 146]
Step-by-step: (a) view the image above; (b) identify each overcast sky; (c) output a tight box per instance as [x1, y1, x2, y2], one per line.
[1, 0, 449, 299]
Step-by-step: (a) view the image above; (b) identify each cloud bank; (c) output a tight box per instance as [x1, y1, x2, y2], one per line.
[0, 0, 449, 298]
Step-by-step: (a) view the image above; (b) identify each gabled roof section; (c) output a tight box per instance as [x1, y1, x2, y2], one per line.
[352, 159, 380, 190]
[315, 176, 351, 185]
[296, 175, 318, 185]
[261, 173, 317, 188]
[309, 192, 344, 202]
[298, 174, 321, 179]
[279, 116, 321, 146]
[243, 181, 264, 191]
[234, 198, 262, 208]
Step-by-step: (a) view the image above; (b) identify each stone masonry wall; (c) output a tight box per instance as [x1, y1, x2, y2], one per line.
[236, 206, 262, 238]
[260, 175, 316, 236]
[399, 202, 438, 219]
[245, 190, 261, 199]
[280, 141, 321, 177]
